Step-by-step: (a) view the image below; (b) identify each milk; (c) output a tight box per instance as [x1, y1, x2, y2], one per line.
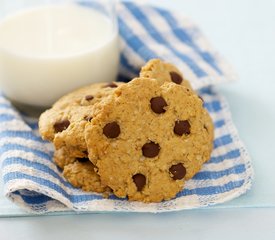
[0, 4, 119, 107]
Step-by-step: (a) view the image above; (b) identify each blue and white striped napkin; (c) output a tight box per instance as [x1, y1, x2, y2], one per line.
[0, 1, 253, 213]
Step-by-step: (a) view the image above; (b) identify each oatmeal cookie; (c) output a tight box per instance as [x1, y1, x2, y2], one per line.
[85, 78, 213, 202]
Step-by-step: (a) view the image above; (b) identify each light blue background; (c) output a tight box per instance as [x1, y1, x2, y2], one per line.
[1, 0, 275, 239]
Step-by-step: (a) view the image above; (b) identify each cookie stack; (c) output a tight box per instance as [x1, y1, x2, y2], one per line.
[39, 59, 214, 203]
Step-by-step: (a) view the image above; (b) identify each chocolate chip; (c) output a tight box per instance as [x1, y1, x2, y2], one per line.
[85, 95, 94, 101]
[174, 120, 191, 136]
[84, 116, 93, 122]
[150, 97, 167, 114]
[142, 141, 160, 158]
[204, 124, 208, 132]
[103, 82, 117, 88]
[169, 163, 186, 180]
[170, 71, 183, 84]
[77, 157, 89, 163]
[103, 122, 120, 138]
[132, 174, 146, 191]
[53, 120, 70, 133]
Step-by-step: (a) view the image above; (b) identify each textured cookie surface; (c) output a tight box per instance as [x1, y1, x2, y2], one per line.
[140, 59, 193, 89]
[63, 160, 109, 193]
[39, 82, 124, 193]
[85, 78, 214, 202]
[39, 82, 124, 157]
[54, 147, 76, 169]
[54, 146, 109, 193]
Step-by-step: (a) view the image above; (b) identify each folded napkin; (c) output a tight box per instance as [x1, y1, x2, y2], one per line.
[0, 1, 253, 213]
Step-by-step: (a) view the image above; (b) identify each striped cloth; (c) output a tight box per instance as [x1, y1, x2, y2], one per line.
[0, 1, 253, 213]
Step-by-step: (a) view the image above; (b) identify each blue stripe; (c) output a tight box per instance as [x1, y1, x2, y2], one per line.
[0, 130, 46, 143]
[4, 158, 126, 201]
[120, 53, 140, 76]
[4, 172, 71, 200]
[177, 180, 244, 197]
[204, 100, 222, 112]
[208, 149, 241, 164]
[0, 103, 12, 109]
[118, 17, 157, 61]
[4, 172, 106, 203]
[6, 171, 246, 205]
[214, 134, 232, 148]
[13, 189, 124, 204]
[214, 119, 225, 128]
[193, 164, 245, 180]
[3, 154, 245, 198]
[0, 114, 16, 122]
[0, 143, 52, 160]
[124, 2, 206, 78]
[25, 122, 38, 130]
[155, 7, 222, 75]
[13, 191, 54, 205]
[198, 87, 214, 95]
[2, 157, 73, 188]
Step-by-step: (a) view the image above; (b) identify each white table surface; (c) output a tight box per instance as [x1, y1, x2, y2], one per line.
[1, 0, 275, 239]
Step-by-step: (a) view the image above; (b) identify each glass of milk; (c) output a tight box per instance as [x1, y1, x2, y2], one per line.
[0, 0, 119, 112]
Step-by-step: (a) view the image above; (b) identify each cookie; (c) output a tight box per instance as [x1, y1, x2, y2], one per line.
[39, 82, 124, 193]
[63, 160, 109, 193]
[39, 82, 124, 157]
[53, 146, 90, 169]
[85, 78, 214, 202]
[54, 147, 76, 169]
[54, 146, 110, 193]
[140, 59, 193, 89]
[140, 59, 213, 165]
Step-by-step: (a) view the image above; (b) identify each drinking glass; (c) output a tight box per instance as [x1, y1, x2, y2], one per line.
[0, 0, 119, 114]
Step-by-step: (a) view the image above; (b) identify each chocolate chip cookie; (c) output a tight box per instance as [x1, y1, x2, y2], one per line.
[39, 82, 124, 158]
[85, 77, 214, 202]
[39, 82, 124, 193]
[63, 160, 109, 193]
[54, 146, 109, 193]
[140, 58, 193, 89]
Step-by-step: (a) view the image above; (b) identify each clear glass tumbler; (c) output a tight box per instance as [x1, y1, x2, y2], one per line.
[0, 0, 119, 113]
